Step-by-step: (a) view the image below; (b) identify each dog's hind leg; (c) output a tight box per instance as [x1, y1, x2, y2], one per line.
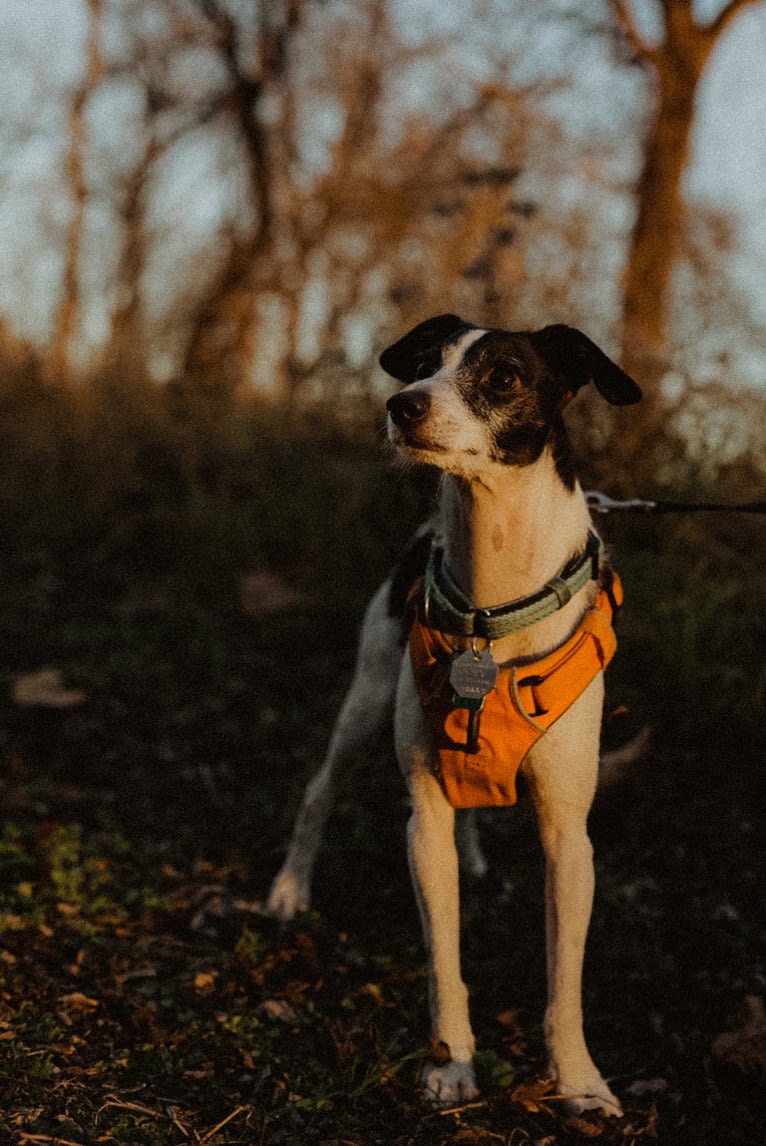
[455, 809, 488, 879]
[267, 581, 403, 921]
[523, 675, 622, 1117]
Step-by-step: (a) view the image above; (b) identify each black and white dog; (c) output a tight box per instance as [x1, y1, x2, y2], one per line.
[268, 315, 641, 1114]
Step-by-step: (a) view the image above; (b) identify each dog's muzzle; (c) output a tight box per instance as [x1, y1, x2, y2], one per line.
[386, 390, 431, 427]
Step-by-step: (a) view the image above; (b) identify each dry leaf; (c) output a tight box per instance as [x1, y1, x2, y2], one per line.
[712, 995, 766, 1083]
[258, 999, 296, 1022]
[193, 971, 217, 996]
[563, 1114, 605, 1137]
[626, 1077, 670, 1096]
[59, 992, 99, 1011]
[12, 668, 87, 709]
[184, 1063, 214, 1079]
[510, 1078, 554, 1112]
[451, 1130, 504, 1143]
[239, 571, 306, 615]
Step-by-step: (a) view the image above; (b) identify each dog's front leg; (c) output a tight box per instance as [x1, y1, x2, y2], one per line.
[525, 677, 622, 1117]
[396, 659, 478, 1105]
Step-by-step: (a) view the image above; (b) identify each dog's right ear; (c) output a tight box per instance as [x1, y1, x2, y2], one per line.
[379, 314, 476, 382]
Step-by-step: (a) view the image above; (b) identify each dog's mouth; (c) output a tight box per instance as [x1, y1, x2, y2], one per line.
[387, 417, 446, 457]
[385, 390, 487, 469]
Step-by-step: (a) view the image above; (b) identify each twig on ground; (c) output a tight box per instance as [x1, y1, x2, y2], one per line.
[200, 1104, 252, 1142]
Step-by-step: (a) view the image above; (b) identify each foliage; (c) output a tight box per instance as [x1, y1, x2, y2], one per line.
[1, 390, 765, 1143]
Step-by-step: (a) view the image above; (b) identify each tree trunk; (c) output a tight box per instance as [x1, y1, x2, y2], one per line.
[612, 0, 759, 398]
[103, 137, 163, 387]
[177, 1, 302, 405]
[620, 65, 698, 388]
[47, 0, 103, 383]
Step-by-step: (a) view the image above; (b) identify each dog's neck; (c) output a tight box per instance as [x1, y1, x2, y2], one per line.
[438, 449, 591, 611]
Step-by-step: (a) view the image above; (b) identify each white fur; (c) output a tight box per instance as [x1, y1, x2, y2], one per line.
[268, 349, 623, 1117]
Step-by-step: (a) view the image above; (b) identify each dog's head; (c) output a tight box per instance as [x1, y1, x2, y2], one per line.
[381, 314, 641, 482]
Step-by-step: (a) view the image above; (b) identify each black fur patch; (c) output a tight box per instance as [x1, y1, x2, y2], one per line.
[387, 527, 434, 620]
[379, 315, 476, 383]
[452, 331, 576, 485]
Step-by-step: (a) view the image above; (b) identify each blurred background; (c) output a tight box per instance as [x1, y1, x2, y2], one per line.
[1, 0, 765, 617]
[1, 2, 765, 1143]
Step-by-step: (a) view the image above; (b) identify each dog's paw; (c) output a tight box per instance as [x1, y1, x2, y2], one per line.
[266, 869, 309, 921]
[556, 1077, 622, 1118]
[421, 1059, 479, 1106]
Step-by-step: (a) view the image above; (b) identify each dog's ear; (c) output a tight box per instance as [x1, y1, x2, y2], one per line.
[379, 314, 476, 382]
[534, 325, 642, 406]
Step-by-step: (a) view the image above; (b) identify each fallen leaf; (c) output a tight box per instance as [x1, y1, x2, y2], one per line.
[712, 995, 766, 1083]
[510, 1078, 554, 1112]
[194, 971, 218, 996]
[239, 571, 307, 615]
[563, 1114, 605, 1136]
[451, 1130, 504, 1143]
[59, 992, 99, 1011]
[362, 982, 387, 1005]
[0, 913, 25, 931]
[12, 668, 87, 709]
[184, 1064, 215, 1079]
[626, 1077, 670, 1096]
[258, 999, 296, 1022]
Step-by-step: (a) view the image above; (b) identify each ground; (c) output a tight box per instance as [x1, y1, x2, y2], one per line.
[1, 401, 764, 1144]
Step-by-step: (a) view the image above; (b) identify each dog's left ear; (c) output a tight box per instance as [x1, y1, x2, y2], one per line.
[534, 325, 642, 406]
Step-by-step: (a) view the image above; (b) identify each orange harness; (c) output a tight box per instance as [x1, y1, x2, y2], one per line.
[407, 574, 622, 809]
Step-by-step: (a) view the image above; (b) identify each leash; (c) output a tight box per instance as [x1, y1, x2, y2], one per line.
[420, 492, 765, 642]
[586, 491, 766, 516]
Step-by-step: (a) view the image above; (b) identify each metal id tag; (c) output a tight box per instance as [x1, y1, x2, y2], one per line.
[449, 647, 498, 701]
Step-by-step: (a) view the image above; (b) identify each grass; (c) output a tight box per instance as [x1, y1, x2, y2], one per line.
[1, 380, 765, 1143]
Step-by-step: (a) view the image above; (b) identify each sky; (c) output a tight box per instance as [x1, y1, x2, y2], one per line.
[0, 0, 765, 376]
[690, 3, 766, 323]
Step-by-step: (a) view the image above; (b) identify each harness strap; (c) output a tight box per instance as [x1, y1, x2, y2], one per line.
[425, 531, 603, 641]
[409, 574, 622, 809]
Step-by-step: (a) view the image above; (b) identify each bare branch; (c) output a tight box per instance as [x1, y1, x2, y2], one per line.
[608, 0, 655, 61]
[705, 0, 763, 40]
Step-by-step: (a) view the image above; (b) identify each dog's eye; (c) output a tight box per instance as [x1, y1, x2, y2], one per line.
[483, 366, 520, 392]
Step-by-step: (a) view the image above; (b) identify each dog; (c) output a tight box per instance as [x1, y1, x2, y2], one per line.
[268, 314, 642, 1114]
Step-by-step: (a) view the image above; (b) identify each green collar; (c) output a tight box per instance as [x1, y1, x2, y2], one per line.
[424, 531, 603, 641]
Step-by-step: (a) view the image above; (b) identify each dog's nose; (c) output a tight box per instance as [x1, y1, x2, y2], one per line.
[386, 390, 430, 426]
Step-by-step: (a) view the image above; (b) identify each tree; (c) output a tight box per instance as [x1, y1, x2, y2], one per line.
[48, 0, 104, 381]
[171, 0, 304, 403]
[609, 0, 763, 392]
[161, 0, 538, 404]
